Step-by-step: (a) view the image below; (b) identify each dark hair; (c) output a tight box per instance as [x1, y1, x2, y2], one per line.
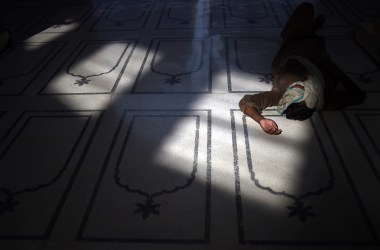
[283, 102, 315, 121]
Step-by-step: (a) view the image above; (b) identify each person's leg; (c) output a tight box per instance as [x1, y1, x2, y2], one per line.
[321, 60, 366, 109]
[281, 2, 315, 43]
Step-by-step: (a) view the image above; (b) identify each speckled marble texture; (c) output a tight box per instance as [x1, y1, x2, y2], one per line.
[0, 0, 380, 249]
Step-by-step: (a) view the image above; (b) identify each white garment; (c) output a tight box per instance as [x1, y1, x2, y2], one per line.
[277, 56, 325, 114]
[277, 81, 305, 114]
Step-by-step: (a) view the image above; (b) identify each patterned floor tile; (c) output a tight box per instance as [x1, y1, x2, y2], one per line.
[0, 0, 379, 249]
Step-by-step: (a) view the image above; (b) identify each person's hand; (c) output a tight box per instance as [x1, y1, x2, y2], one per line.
[259, 118, 282, 135]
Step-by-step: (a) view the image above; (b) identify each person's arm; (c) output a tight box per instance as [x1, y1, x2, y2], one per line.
[244, 106, 282, 135]
[321, 60, 364, 94]
[239, 92, 283, 135]
[320, 59, 366, 108]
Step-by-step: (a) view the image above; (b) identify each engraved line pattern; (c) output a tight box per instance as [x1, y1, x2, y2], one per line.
[114, 115, 200, 219]
[150, 40, 205, 85]
[242, 114, 335, 222]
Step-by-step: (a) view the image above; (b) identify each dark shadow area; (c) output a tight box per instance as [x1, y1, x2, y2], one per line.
[0, 0, 379, 249]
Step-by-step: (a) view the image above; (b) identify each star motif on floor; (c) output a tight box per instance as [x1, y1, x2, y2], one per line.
[287, 201, 315, 223]
[258, 74, 272, 84]
[247, 19, 257, 24]
[74, 78, 90, 86]
[0, 189, 18, 216]
[134, 198, 161, 219]
[165, 76, 181, 85]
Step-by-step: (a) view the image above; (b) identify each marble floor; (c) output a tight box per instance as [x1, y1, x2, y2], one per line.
[0, 0, 380, 249]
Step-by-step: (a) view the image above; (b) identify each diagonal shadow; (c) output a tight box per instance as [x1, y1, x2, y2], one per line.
[0, 0, 379, 248]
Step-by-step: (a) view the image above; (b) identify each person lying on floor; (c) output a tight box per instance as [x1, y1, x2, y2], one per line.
[239, 2, 366, 135]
